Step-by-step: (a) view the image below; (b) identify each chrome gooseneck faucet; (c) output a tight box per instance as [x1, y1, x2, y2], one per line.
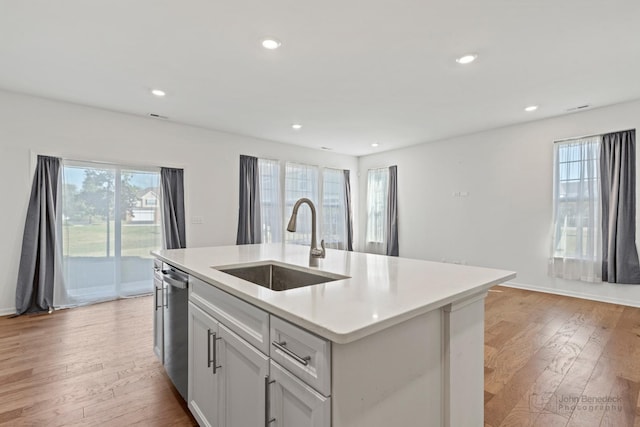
[287, 198, 325, 266]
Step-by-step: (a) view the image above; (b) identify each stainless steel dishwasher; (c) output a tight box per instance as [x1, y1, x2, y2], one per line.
[161, 266, 189, 401]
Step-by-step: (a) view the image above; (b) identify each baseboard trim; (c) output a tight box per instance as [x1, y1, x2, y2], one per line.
[0, 307, 16, 317]
[501, 281, 640, 308]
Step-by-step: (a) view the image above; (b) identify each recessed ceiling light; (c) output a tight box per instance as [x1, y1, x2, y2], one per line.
[291, 123, 302, 130]
[371, 143, 379, 147]
[261, 38, 282, 50]
[151, 89, 166, 97]
[455, 54, 478, 64]
[524, 105, 538, 112]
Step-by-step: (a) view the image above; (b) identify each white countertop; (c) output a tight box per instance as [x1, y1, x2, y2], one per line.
[152, 244, 515, 344]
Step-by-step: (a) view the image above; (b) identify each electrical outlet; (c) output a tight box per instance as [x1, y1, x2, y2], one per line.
[191, 216, 203, 224]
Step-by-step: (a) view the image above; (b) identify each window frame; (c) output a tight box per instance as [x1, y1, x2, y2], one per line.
[365, 167, 389, 246]
[257, 159, 350, 249]
[551, 136, 601, 261]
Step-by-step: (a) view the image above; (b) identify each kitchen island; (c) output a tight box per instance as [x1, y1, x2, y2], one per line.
[153, 243, 515, 427]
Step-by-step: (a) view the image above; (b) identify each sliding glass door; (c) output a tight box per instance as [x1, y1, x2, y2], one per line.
[58, 162, 161, 307]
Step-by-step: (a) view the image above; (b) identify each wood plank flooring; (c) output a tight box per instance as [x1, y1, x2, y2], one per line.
[0, 296, 196, 426]
[0, 286, 639, 426]
[485, 286, 640, 427]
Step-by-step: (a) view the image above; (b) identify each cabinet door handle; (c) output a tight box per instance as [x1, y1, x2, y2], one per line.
[264, 376, 275, 426]
[207, 329, 214, 368]
[272, 341, 311, 366]
[154, 287, 161, 310]
[212, 333, 222, 374]
[163, 286, 168, 308]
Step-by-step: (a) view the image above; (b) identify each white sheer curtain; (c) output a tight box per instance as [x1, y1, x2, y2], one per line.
[322, 168, 348, 249]
[258, 159, 282, 243]
[365, 168, 389, 254]
[549, 136, 602, 282]
[285, 163, 319, 246]
[56, 161, 162, 308]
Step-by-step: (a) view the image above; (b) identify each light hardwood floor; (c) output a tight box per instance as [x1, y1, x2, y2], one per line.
[1, 287, 639, 426]
[0, 296, 196, 426]
[485, 286, 640, 427]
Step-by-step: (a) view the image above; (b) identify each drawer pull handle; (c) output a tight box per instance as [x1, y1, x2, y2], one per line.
[272, 341, 311, 366]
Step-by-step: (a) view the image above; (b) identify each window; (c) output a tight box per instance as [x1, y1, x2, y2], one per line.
[366, 168, 389, 253]
[258, 159, 282, 243]
[322, 168, 348, 249]
[59, 162, 162, 306]
[257, 159, 350, 249]
[550, 136, 602, 281]
[285, 163, 319, 245]
[143, 195, 157, 207]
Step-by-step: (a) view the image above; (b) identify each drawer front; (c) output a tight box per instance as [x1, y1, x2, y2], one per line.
[270, 316, 331, 396]
[189, 275, 269, 354]
[270, 360, 331, 427]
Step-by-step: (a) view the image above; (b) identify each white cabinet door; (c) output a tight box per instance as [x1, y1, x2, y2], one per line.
[218, 323, 270, 427]
[270, 361, 330, 427]
[153, 275, 163, 362]
[188, 302, 220, 427]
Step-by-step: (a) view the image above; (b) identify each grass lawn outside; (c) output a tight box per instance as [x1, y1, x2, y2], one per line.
[62, 222, 162, 258]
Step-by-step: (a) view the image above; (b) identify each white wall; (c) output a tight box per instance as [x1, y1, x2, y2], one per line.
[359, 99, 640, 307]
[0, 90, 358, 314]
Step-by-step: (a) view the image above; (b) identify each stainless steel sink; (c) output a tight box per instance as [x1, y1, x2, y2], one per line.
[214, 262, 348, 291]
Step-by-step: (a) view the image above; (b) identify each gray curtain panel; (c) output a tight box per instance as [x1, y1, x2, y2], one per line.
[15, 155, 61, 314]
[161, 167, 187, 249]
[600, 130, 640, 283]
[343, 170, 354, 251]
[386, 165, 399, 256]
[236, 155, 262, 245]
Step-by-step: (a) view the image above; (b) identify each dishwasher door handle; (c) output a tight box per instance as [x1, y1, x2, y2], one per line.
[162, 271, 188, 289]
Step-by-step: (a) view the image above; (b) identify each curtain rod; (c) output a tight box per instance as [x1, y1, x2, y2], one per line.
[554, 128, 635, 144]
[61, 157, 164, 171]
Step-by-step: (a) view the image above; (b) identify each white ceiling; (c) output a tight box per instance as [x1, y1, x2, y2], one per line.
[1, 1, 639, 156]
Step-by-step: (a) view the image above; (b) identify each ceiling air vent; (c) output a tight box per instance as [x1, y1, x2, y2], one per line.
[148, 113, 169, 119]
[566, 104, 591, 112]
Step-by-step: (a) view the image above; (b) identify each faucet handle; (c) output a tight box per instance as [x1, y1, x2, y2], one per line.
[311, 240, 326, 258]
